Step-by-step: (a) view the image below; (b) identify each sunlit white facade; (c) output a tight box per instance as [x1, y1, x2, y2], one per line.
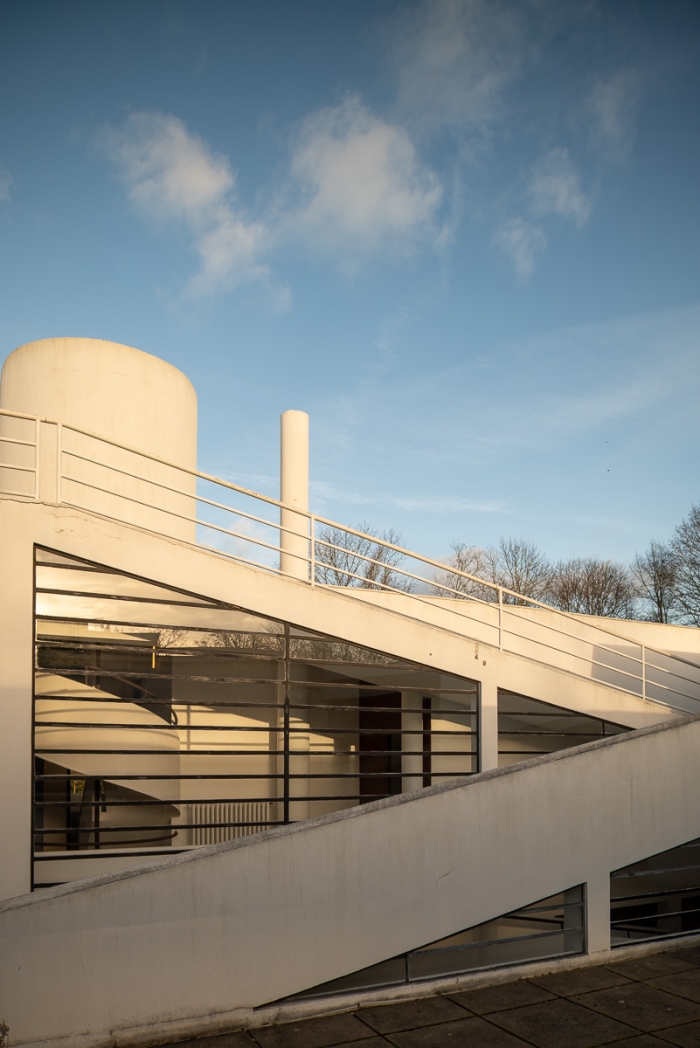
[1, 338, 700, 1048]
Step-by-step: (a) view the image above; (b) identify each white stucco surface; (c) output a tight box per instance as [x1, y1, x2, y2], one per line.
[0, 338, 197, 468]
[0, 497, 682, 902]
[1, 713, 699, 1048]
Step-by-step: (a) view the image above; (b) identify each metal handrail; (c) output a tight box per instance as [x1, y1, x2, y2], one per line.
[4, 407, 700, 712]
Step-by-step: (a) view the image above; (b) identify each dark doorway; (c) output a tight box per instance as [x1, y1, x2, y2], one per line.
[359, 691, 402, 800]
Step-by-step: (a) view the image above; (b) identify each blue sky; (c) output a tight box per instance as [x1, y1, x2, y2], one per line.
[1, 0, 699, 567]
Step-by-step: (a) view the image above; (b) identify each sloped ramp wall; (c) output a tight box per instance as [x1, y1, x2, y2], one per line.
[2, 715, 700, 1048]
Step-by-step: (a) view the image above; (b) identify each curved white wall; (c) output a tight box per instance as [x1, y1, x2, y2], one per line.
[0, 337, 197, 468]
[0, 338, 198, 539]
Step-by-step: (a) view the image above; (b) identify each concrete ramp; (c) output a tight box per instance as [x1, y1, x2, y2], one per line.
[2, 714, 700, 1048]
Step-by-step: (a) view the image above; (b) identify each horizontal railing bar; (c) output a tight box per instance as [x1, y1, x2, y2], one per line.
[0, 484, 38, 497]
[33, 848, 198, 860]
[56, 440, 668, 660]
[0, 461, 36, 473]
[34, 721, 476, 736]
[62, 449, 311, 543]
[36, 772, 474, 788]
[59, 474, 297, 562]
[35, 696, 476, 715]
[0, 411, 680, 654]
[35, 671, 477, 695]
[61, 467, 311, 560]
[612, 886, 700, 903]
[0, 436, 37, 448]
[34, 754, 478, 776]
[611, 906, 700, 927]
[409, 927, 573, 963]
[4, 408, 697, 709]
[36, 587, 220, 609]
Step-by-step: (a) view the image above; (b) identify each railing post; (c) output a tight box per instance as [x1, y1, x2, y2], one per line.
[34, 417, 41, 500]
[642, 645, 646, 701]
[498, 587, 503, 650]
[56, 422, 62, 504]
[585, 873, 611, 956]
[35, 420, 60, 504]
[309, 513, 315, 586]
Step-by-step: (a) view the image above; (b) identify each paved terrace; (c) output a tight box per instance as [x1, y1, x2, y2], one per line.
[164, 946, 700, 1048]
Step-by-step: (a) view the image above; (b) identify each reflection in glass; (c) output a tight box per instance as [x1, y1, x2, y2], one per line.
[288, 887, 584, 1000]
[33, 547, 478, 887]
[611, 838, 700, 946]
[498, 690, 628, 768]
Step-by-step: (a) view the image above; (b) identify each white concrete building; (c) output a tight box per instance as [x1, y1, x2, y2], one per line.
[1, 338, 700, 1048]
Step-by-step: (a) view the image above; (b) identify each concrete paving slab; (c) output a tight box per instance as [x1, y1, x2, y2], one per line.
[486, 997, 637, 1048]
[251, 1013, 376, 1048]
[606, 955, 699, 981]
[570, 983, 700, 1032]
[447, 980, 556, 1014]
[649, 969, 700, 1005]
[654, 1018, 700, 1045]
[385, 1015, 530, 1047]
[529, 966, 631, 996]
[357, 996, 469, 1033]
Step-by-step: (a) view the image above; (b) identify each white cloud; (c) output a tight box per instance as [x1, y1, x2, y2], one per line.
[0, 169, 11, 203]
[311, 480, 504, 514]
[290, 97, 443, 256]
[391, 0, 529, 133]
[100, 105, 442, 294]
[588, 68, 640, 162]
[529, 148, 592, 227]
[492, 217, 545, 277]
[99, 111, 277, 299]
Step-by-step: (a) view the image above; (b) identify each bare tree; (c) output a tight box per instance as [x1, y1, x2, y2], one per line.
[670, 504, 700, 626]
[547, 558, 635, 618]
[431, 543, 492, 600]
[314, 522, 414, 592]
[631, 541, 679, 623]
[483, 538, 553, 605]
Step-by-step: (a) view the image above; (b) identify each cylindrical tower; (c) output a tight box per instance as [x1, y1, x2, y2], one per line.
[0, 338, 198, 539]
[0, 337, 197, 466]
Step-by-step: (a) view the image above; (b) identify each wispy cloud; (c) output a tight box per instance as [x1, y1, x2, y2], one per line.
[312, 480, 505, 515]
[391, 0, 531, 134]
[529, 148, 593, 227]
[99, 104, 442, 295]
[98, 111, 279, 300]
[290, 97, 443, 258]
[494, 148, 591, 275]
[492, 217, 546, 277]
[314, 302, 700, 476]
[0, 169, 12, 203]
[588, 68, 640, 162]
[389, 1, 633, 278]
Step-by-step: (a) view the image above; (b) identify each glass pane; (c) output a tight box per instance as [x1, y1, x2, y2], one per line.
[33, 548, 479, 886]
[611, 838, 700, 946]
[498, 689, 628, 767]
[287, 886, 584, 1001]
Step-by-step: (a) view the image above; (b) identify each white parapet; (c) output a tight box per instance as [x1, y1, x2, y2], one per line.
[280, 409, 309, 581]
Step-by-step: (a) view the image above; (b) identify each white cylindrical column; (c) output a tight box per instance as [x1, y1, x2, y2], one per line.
[280, 410, 309, 581]
[479, 675, 499, 772]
